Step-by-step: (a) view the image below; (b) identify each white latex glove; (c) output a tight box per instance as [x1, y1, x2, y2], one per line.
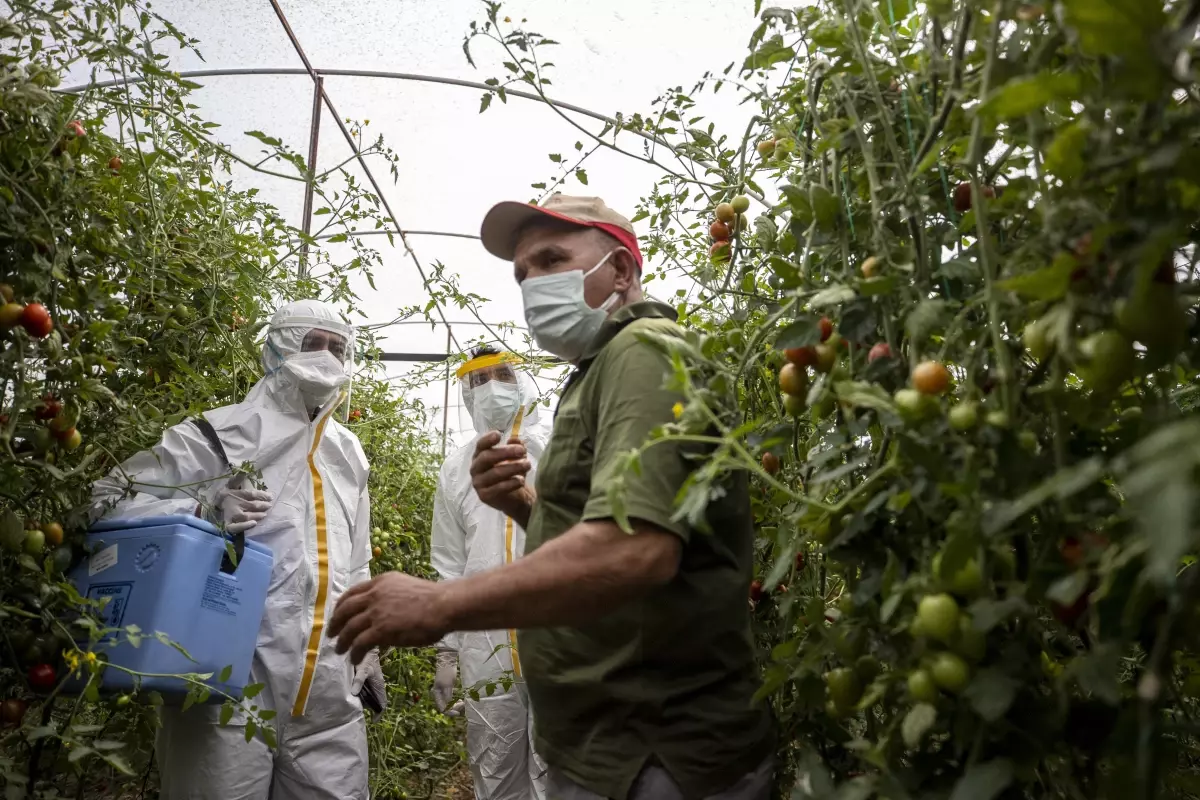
[214, 485, 273, 534]
[351, 648, 382, 695]
[432, 650, 458, 712]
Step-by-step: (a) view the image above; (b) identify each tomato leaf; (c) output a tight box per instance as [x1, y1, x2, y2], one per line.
[950, 759, 1014, 800]
[984, 458, 1105, 535]
[901, 703, 937, 749]
[981, 72, 1085, 121]
[741, 34, 795, 72]
[998, 256, 1078, 301]
[776, 318, 821, 349]
[964, 669, 1019, 722]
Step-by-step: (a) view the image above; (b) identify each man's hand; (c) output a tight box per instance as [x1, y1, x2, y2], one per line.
[328, 572, 449, 665]
[469, 431, 535, 527]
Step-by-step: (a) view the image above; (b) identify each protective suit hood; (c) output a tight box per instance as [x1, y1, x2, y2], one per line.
[245, 299, 355, 419]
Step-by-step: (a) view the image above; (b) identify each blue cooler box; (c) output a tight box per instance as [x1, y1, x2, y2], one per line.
[69, 515, 273, 700]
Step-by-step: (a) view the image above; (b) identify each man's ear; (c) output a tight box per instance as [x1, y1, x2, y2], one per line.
[612, 248, 639, 293]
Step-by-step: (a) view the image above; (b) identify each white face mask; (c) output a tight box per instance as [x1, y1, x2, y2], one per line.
[470, 381, 523, 434]
[281, 350, 349, 413]
[520, 248, 624, 362]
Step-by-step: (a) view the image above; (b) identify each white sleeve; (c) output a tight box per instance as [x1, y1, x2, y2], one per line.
[429, 463, 466, 652]
[91, 422, 228, 522]
[350, 483, 372, 586]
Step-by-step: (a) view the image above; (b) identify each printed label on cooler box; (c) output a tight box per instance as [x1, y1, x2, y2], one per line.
[87, 582, 133, 629]
[200, 573, 243, 618]
[89, 543, 118, 576]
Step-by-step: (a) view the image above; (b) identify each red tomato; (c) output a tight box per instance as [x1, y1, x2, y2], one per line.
[868, 342, 893, 363]
[819, 317, 834, 342]
[36, 394, 61, 421]
[1059, 536, 1084, 568]
[785, 346, 818, 367]
[1053, 593, 1089, 626]
[66, 120, 85, 138]
[779, 363, 808, 396]
[710, 240, 731, 261]
[761, 452, 780, 475]
[911, 361, 951, 395]
[795, 551, 807, 571]
[49, 414, 74, 439]
[0, 698, 27, 726]
[27, 663, 56, 692]
[108, 156, 123, 172]
[749, 580, 764, 603]
[20, 304, 52, 338]
[710, 220, 731, 240]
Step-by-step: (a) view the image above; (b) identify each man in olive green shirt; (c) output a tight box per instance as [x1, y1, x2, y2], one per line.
[329, 195, 773, 799]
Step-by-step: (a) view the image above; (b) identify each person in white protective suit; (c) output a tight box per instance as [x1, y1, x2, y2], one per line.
[430, 346, 552, 800]
[91, 299, 381, 800]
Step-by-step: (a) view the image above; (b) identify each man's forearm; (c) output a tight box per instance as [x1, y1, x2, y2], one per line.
[435, 520, 680, 633]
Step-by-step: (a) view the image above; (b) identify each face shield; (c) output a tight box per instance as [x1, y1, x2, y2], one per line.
[457, 352, 525, 435]
[263, 300, 356, 418]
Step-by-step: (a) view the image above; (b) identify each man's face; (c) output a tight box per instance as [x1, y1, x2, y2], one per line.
[301, 328, 348, 362]
[512, 225, 629, 311]
[467, 362, 517, 390]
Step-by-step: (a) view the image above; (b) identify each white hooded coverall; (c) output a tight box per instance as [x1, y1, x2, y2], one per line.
[92, 300, 374, 800]
[431, 354, 551, 800]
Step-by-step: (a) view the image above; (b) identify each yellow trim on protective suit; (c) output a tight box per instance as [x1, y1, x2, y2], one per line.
[455, 352, 520, 379]
[292, 402, 339, 717]
[505, 404, 527, 678]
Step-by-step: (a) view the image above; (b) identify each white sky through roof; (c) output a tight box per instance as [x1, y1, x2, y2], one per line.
[66, 0, 761, 450]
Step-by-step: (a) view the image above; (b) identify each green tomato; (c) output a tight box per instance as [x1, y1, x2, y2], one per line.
[783, 392, 807, 417]
[731, 195, 750, 214]
[1023, 318, 1052, 361]
[1116, 283, 1188, 354]
[50, 545, 73, 574]
[907, 669, 939, 703]
[917, 593, 960, 643]
[933, 554, 984, 598]
[948, 402, 979, 432]
[825, 667, 863, 711]
[23, 528, 45, 556]
[894, 389, 938, 420]
[1018, 430, 1038, 452]
[814, 343, 839, 374]
[985, 409, 1010, 429]
[1077, 330, 1135, 393]
[929, 651, 971, 693]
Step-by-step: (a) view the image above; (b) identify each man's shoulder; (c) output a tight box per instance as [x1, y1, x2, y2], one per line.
[599, 315, 684, 364]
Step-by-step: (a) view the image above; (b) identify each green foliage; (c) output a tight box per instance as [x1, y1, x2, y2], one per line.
[0, 1, 453, 796]
[471, 0, 1200, 797]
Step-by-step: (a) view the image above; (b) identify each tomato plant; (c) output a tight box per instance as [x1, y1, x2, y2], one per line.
[0, 1, 457, 796]
[469, 0, 1200, 795]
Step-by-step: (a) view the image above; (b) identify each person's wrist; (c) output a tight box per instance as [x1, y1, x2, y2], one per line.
[430, 581, 460, 640]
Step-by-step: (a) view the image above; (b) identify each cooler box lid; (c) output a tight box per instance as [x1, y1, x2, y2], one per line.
[88, 515, 271, 557]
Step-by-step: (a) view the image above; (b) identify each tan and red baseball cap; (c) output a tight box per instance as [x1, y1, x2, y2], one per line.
[480, 194, 643, 269]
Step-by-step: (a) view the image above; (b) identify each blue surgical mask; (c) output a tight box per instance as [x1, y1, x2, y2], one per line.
[520, 249, 623, 362]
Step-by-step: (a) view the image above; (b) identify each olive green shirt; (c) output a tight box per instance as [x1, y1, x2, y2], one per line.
[518, 301, 774, 800]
